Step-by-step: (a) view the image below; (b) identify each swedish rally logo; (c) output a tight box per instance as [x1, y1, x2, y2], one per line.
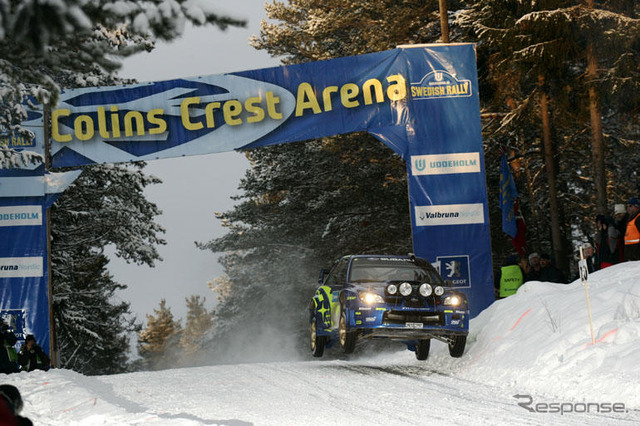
[411, 71, 471, 100]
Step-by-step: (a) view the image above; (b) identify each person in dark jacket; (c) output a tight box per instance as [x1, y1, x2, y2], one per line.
[17, 335, 50, 372]
[613, 204, 627, 262]
[539, 253, 567, 283]
[0, 384, 33, 425]
[524, 252, 542, 282]
[595, 215, 620, 269]
[0, 320, 18, 374]
[582, 243, 596, 273]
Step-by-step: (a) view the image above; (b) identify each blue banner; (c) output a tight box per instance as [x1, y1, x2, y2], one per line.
[399, 46, 493, 310]
[500, 153, 518, 238]
[46, 44, 494, 316]
[0, 111, 50, 356]
[0, 112, 80, 358]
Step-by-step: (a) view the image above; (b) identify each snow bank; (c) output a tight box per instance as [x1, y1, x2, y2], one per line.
[434, 261, 640, 406]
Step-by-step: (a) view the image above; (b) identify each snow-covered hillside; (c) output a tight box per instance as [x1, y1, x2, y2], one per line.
[3, 262, 640, 425]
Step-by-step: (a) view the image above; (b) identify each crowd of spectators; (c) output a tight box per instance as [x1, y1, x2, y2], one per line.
[495, 197, 640, 298]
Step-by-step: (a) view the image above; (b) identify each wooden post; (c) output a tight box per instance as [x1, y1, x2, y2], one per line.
[43, 104, 58, 368]
[578, 246, 596, 345]
[538, 74, 567, 275]
[439, 0, 449, 43]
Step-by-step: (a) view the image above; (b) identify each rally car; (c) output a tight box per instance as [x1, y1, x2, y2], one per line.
[309, 254, 469, 360]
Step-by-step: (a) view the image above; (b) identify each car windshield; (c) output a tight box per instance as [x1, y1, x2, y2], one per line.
[348, 257, 444, 285]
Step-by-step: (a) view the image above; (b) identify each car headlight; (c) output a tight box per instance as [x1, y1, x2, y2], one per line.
[419, 283, 432, 297]
[399, 282, 413, 296]
[359, 292, 385, 304]
[434, 286, 445, 296]
[443, 295, 462, 306]
[386, 283, 398, 295]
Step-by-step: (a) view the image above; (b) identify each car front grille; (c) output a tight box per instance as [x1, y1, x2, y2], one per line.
[383, 311, 444, 326]
[384, 296, 429, 308]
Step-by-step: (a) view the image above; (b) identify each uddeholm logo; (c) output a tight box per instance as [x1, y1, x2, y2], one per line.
[411, 153, 480, 176]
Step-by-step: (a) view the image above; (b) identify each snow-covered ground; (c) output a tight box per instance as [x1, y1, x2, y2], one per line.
[4, 262, 640, 425]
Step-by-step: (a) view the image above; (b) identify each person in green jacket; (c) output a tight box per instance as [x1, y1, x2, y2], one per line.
[495, 254, 524, 299]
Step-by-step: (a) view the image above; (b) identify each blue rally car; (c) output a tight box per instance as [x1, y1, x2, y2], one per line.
[309, 254, 469, 360]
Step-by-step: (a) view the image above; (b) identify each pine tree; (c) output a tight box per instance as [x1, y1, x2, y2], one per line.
[456, 1, 640, 272]
[137, 299, 182, 371]
[53, 251, 137, 375]
[179, 296, 213, 364]
[51, 163, 165, 374]
[251, 0, 465, 63]
[208, 275, 233, 304]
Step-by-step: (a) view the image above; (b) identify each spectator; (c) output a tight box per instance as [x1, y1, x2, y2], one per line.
[613, 203, 628, 262]
[582, 242, 596, 273]
[495, 254, 524, 299]
[539, 252, 567, 283]
[624, 197, 640, 261]
[594, 215, 620, 269]
[0, 320, 18, 374]
[17, 335, 50, 372]
[524, 252, 542, 282]
[0, 384, 33, 425]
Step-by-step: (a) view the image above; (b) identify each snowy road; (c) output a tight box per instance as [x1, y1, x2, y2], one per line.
[9, 350, 639, 425]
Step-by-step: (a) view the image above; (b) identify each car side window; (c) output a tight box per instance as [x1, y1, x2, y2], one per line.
[323, 261, 341, 286]
[334, 260, 349, 286]
[325, 259, 348, 287]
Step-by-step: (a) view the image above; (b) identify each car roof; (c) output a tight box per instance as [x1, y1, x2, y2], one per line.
[348, 254, 411, 258]
[345, 254, 422, 262]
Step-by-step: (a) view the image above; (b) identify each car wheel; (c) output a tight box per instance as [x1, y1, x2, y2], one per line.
[448, 335, 466, 358]
[310, 318, 325, 358]
[339, 311, 356, 354]
[415, 339, 430, 361]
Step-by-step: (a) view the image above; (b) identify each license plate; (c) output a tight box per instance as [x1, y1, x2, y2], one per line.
[405, 322, 423, 329]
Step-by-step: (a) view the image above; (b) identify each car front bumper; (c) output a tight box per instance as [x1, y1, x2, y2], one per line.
[348, 305, 469, 339]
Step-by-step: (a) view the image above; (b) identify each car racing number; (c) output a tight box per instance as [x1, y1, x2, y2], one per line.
[405, 322, 424, 329]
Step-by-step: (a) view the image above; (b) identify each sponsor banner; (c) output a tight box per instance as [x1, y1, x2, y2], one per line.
[0, 194, 72, 356]
[31, 44, 495, 318]
[411, 152, 480, 176]
[50, 50, 409, 167]
[397, 45, 495, 314]
[437, 255, 471, 287]
[0, 257, 44, 278]
[0, 205, 42, 227]
[414, 203, 485, 226]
